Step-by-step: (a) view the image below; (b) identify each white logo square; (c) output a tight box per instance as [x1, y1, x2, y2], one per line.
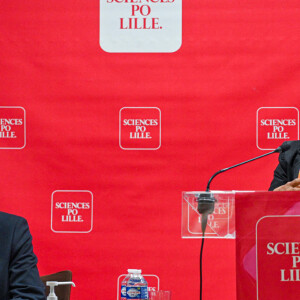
[0, 106, 26, 149]
[51, 190, 93, 233]
[256, 107, 299, 150]
[119, 107, 161, 150]
[100, 0, 182, 53]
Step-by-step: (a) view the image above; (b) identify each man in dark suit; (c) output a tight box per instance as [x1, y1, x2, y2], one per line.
[0, 211, 46, 300]
[269, 140, 300, 191]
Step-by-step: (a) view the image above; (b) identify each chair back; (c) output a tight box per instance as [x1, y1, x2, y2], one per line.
[40, 270, 73, 300]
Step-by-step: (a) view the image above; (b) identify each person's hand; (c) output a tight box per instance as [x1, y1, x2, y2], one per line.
[274, 178, 300, 191]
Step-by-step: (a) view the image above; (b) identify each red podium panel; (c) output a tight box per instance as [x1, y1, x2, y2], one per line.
[236, 192, 300, 300]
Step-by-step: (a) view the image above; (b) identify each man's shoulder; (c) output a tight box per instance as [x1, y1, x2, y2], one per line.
[289, 140, 300, 149]
[0, 211, 26, 229]
[285, 140, 300, 154]
[280, 140, 300, 164]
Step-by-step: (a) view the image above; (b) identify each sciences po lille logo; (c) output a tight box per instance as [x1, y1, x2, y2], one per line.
[51, 190, 93, 233]
[256, 107, 299, 150]
[100, 0, 182, 53]
[119, 107, 161, 150]
[256, 216, 300, 299]
[0, 106, 26, 149]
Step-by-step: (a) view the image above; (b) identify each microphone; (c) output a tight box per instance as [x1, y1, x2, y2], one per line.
[196, 141, 292, 232]
[205, 141, 292, 192]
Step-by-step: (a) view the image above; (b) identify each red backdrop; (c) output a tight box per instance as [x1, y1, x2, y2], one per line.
[0, 0, 299, 299]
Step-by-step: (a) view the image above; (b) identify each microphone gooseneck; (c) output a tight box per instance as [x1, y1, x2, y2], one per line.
[205, 142, 291, 192]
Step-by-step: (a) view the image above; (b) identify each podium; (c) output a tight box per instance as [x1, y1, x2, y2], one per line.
[182, 191, 300, 300]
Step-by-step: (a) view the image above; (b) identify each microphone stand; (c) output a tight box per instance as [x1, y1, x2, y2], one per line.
[197, 143, 290, 300]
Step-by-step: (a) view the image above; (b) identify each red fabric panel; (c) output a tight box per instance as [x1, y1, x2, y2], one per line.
[0, 0, 299, 299]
